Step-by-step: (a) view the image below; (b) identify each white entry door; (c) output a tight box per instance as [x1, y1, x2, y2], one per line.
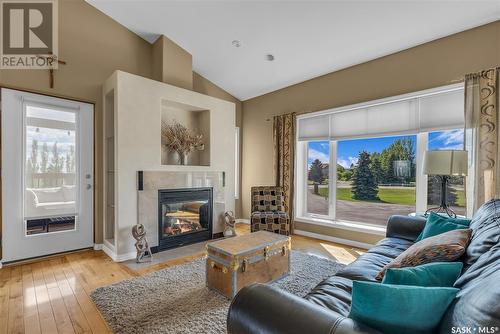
[1, 89, 94, 263]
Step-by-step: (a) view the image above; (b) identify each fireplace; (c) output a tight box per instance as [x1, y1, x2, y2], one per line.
[157, 187, 213, 251]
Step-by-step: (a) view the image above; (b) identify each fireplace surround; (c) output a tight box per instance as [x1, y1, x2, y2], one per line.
[157, 187, 213, 251]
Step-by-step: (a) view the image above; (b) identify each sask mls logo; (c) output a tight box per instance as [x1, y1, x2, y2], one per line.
[1, 0, 58, 69]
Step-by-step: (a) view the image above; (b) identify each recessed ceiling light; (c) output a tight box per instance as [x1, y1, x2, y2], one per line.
[232, 40, 241, 47]
[266, 54, 275, 61]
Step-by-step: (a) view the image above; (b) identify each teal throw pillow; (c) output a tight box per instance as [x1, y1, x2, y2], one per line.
[382, 262, 463, 287]
[416, 212, 471, 241]
[349, 281, 459, 334]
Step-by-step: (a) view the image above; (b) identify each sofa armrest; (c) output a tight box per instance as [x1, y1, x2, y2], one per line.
[385, 215, 426, 242]
[227, 284, 381, 334]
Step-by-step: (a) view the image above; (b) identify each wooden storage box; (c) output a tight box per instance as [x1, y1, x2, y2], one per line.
[206, 231, 291, 298]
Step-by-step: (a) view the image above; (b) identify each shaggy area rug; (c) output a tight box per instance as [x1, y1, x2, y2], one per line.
[91, 251, 345, 334]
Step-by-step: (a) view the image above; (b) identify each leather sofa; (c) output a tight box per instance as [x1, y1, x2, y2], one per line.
[227, 199, 500, 334]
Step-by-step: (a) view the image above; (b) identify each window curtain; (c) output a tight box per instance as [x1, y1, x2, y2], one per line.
[465, 67, 499, 215]
[273, 112, 296, 233]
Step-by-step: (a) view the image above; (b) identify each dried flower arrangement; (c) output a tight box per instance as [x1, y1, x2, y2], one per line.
[161, 121, 204, 165]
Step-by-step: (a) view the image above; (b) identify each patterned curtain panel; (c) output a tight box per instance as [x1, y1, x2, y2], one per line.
[273, 112, 296, 232]
[465, 68, 499, 215]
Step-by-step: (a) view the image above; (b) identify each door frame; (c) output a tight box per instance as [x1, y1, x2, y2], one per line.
[0, 86, 96, 265]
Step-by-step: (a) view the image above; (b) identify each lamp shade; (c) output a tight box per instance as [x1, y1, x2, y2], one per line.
[423, 150, 468, 176]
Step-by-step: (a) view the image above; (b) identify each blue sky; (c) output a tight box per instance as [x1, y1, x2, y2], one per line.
[308, 129, 464, 168]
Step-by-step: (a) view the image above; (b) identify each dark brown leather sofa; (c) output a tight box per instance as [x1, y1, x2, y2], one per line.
[227, 199, 500, 334]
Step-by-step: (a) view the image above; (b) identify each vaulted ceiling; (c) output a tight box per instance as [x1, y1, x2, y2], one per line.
[87, 0, 500, 100]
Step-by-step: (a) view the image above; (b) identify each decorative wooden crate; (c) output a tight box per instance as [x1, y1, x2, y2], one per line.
[206, 231, 291, 298]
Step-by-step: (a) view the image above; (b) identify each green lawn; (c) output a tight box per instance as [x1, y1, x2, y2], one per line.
[317, 186, 465, 207]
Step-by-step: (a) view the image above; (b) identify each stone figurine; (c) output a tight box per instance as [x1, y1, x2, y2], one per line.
[224, 211, 236, 238]
[132, 224, 152, 263]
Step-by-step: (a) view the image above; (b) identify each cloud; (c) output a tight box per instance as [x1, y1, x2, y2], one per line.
[432, 129, 464, 146]
[308, 149, 329, 163]
[338, 156, 358, 169]
[319, 142, 329, 150]
[438, 144, 464, 151]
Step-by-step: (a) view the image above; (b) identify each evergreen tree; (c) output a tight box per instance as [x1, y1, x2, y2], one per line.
[31, 139, 39, 173]
[26, 158, 34, 187]
[66, 151, 71, 173]
[309, 159, 325, 195]
[379, 137, 416, 184]
[309, 159, 325, 184]
[369, 153, 383, 184]
[40, 143, 49, 173]
[352, 151, 378, 200]
[69, 145, 75, 172]
[49, 142, 64, 173]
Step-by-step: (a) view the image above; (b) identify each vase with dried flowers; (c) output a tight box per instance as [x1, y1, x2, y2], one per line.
[161, 121, 204, 165]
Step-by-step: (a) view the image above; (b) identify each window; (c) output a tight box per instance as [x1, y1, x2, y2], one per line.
[24, 104, 77, 235]
[296, 84, 466, 229]
[335, 135, 416, 226]
[306, 141, 330, 216]
[427, 129, 466, 216]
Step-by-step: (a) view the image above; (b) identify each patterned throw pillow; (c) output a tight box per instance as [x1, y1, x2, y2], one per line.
[376, 229, 472, 281]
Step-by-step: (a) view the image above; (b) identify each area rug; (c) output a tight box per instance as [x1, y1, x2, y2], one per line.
[91, 251, 345, 334]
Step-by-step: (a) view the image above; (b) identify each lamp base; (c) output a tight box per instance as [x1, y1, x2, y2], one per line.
[425, 205, 457, 218]
[425, 175, 457, 218]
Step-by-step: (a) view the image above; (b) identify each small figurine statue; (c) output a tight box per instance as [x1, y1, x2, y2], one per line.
[223, 211, 236, 238]
[132, 224, 152, 263]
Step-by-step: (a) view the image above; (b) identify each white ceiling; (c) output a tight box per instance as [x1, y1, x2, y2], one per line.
[86, 1, 500, 101]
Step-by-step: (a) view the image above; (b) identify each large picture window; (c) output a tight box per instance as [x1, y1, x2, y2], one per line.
[296, 84, 466, 229]
[335, 135, 416, 226]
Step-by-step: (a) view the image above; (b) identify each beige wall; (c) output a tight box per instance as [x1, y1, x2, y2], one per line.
[241, 20, 500, 242]
[0, 0, 242, 248]
[193, 73, 243, 217]
[152, 35, 193, 90]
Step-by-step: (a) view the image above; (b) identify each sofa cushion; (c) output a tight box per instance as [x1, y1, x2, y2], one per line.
[31, 187, 65, 204]
[62, 185, 76, 202]
[438, 199, 500, 332]
[462, 199, 500, 269]
[415, 212, 470, 241]
[381, 262, 463, 287]
[376, 228, 472, 280]
[305, 237, 413, 316]
[336, 237, 413, 282]
[349, 281, 459, 334]
[305, 276, 353, 316]
[439, 254, 500, 333]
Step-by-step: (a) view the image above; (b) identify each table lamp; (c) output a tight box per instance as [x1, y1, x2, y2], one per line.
[423, 150, 467, 217]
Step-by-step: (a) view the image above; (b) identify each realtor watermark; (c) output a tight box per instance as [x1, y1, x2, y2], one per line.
[451, 326, 500, 334]
[0, 0, 58, 69]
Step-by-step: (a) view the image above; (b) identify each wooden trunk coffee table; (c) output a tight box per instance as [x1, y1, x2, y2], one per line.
[206, 231, 291, 298]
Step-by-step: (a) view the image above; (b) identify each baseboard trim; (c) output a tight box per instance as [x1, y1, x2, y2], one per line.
[235, 219, 250, 225]
[93, 243, 103, 251]
[101, 244, 137, 262]
[114, 252, 137, 262]
[294, 229, 374, 250]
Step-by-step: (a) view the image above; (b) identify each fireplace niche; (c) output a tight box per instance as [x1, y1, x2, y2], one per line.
[157, 187, 213, 251]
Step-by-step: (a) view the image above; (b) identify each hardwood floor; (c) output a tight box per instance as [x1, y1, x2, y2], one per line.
[0, 223, 364, 334]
